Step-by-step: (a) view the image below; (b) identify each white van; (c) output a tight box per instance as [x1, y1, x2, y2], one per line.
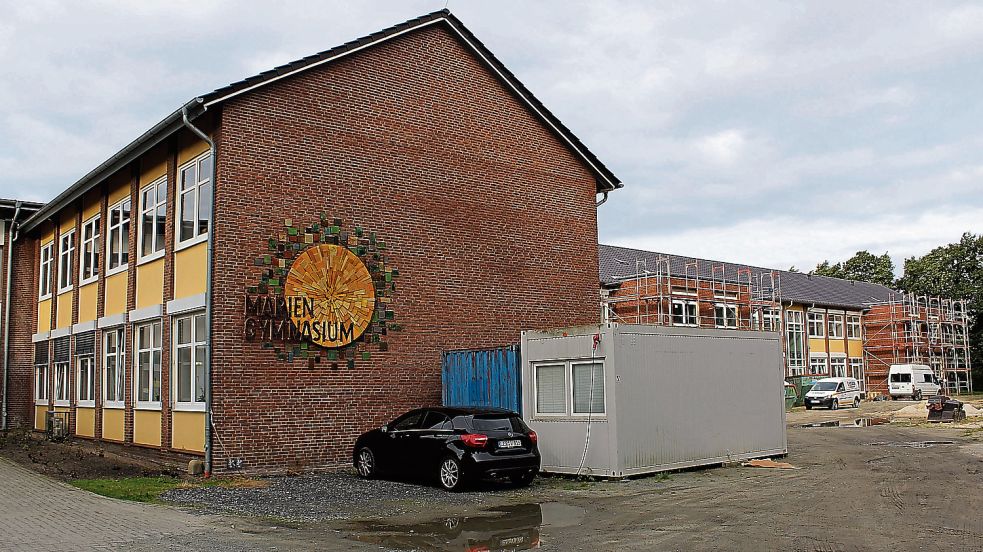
[888, 364, 940, 400]
[804, 377, 863, 410]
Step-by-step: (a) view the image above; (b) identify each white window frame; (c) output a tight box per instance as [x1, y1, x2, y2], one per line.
[849, 357, 865, 391]
[533, 363, 567, 417]
[106, 199, 131, 276]
[830, 355, 847, 378]
[77, 356, 96, 407]
[672, 299, 699, 327]
[53, 361, 70, 406]
[57, 229, 76, 293]
[103, 328, 126, 409]
[809, 354, 828, 375]
[39, 242, 53, 300]
[34, 363, 49, 405]
[714, 303, 738, 329]
[785, 310, 806, 376]
[138, 176, 167, 263]
[173, 311, 207, 411]
[135, 321, 163, 409]
[570, 361, 606, 416]
[828, 313, 844, 339]
[79, 216, 100, 285]
[846, 315, 862, 340]
[807, 311, 826, 338]
[176, 152, 212, 250]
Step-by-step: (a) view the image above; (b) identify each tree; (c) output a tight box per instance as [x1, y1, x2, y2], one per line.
[811, 251, 895, 287]
[897, 233, 983, 389]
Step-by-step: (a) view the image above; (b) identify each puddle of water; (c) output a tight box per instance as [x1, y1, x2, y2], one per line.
[348, 502, 585, 551]
[800, 418, 891, 429]
[865, 440, 955, 448]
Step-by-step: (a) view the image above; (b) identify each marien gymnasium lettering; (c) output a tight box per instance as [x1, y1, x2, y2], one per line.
[244, 295, 354, 345]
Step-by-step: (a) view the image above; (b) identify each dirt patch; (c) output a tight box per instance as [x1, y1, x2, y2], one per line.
[0, 429, 178, 481]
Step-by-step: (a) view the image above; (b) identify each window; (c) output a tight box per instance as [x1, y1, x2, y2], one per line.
[830, 356, 847, 378]
[714, 303, 738, 328]
[53, 362, 70, 405]
[77, 357, 95, 405]
[34, 341, 49, 404]
[572, 362, 605, 414]
[535, 364, 566, 414]
[785, 311, 805, 376]
[103, 328, 125, 407]
[391, 411, 422, 431]
[421, 411, 452, 431]
[849, 358, 864, 390]
[140, 177, 167, 259]
[174, 312, 207, 408]
[107, 199, 131, 272]
[809, 354, 828, 375]
[135, 321, 162, 406]
[672, 300, 699, 326]
[177, 153, 212, 244]
[847, 315, 861, 339]
[79, 216, 100, 284]
[828, 314, 844, 339]
[57, 229, 75, 292]
[890, 373, 911, 383]
[39, 242, 53, 298]
[807, 311, 825, 338]
[755, 308, 781, 332]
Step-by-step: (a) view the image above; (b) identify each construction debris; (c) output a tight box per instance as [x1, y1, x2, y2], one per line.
[742, 459, 798, 469]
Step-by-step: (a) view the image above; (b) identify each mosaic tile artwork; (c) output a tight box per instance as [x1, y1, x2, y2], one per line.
[247, 216, 400, 368]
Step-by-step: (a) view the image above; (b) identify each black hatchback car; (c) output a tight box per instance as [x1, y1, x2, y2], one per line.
[352, 407, 540, 491]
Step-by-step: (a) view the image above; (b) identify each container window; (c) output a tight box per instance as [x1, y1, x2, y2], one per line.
[535, 364, 565, 414]
[572, 362, 605, 414]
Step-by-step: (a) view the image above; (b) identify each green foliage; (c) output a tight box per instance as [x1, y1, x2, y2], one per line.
[812, 251, 896, 287]
[71, 476, 183, 503]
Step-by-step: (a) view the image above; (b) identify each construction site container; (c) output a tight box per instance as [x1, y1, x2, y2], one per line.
[520, 323, 786, 478]
[442, 345, 521, 414]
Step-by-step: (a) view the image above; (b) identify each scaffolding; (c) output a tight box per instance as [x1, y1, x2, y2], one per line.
[863, 292, 973, 395]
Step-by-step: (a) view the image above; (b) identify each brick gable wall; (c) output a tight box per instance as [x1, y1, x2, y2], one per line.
[211, 24, 602, 473]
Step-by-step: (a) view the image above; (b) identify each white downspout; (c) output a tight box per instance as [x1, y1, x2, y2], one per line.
[2, 201, 24, 430]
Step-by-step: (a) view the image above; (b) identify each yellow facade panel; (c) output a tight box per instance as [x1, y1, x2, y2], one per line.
[141, 145, 169, 183]
[174, 242, 207, 299]
[102, 408, 125, 441]
[134, 410, 162, 446]
[107, 174, 132, 206]
[82, 189, 102, 221]
[178, 135, 210, 167]
[172, 411, 205, 452]
[136, 259, 164, 309]
[828, 340, 846, 354]
[37, 299, 52, 333]
[78, 283, 98, 322]
[76, 407, 96, 438]
[847, 340, 864, 357]
[55, 291, 73, 329]
[58, 208, 77, 234]
[34, 406, 46, 431]
[104, 271, 128, 316]
[808, 338, 827, 354]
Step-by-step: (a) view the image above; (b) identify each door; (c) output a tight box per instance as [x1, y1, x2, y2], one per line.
[382, 410, 424, 473]
[413, 411, 454, 472]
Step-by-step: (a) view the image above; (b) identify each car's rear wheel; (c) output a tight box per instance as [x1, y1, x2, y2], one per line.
[355, 447, 377, 479]
[510, 471, 536, 487]
[439, 456, 465, 491]
[853, 397, 861, 408]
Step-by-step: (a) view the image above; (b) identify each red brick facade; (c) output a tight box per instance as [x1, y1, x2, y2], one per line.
[209, 25, 603, 472]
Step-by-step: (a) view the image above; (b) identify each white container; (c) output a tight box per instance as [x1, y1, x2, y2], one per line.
[521, 323, 787, 478]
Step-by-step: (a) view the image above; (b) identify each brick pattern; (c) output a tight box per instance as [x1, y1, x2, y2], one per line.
[5, 234, 41, 427]
[210, 25, 601, 473]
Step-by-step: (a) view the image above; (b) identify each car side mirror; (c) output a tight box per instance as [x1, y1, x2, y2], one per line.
[380, 425, 388, 433]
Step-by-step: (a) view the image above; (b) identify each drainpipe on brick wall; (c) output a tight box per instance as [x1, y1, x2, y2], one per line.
[181, 100, 216, 476]
[2, 200, 24, 431]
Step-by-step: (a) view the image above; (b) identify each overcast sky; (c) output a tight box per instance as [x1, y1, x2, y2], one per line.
[3, 1, 982, 273]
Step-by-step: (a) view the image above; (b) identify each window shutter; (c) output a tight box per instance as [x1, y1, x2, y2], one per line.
[53, 337, 71, 363]
[34, 341, 49, 365]
[75, 332, 95, 356]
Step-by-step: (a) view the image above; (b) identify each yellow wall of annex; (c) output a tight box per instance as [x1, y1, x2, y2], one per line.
[107, 173, 132, 206]
[808, 338, 828, 354]
[104, 272, 127, 316]
[78, 283, 98, 322]
[58, 208, 76, 235]
[172, 411, 205, 452]
[55, 292, 72, 329]
[134, 410, 162, 446]
[37, 299, 51, 333]
[34, 406, 46, 431]
[177, 136, 209, 167]
[136, 259, 164, 309]
[848, 340, 864, 357]
[174, 243, 207, 299]
[81, 190, 102, 221]
[828, 340, 846, 354]
[76, 407, 95, 438]
[102, 408, 125, 441]
[141, 145, 168, 183]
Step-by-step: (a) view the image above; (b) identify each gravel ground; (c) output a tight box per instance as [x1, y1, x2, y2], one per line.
[162, 471, 533, 522]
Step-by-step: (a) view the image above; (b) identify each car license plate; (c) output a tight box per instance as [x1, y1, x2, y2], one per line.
[500, 536, 526, 546]
[498, 439, 522, 449]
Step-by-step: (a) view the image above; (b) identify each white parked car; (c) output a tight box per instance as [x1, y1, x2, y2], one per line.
[888, 364, 940, 400]
[804, 377, 863, 410]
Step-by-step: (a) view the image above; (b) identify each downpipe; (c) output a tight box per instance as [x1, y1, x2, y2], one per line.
[2, 201, 24, 431]
[181, 100, 216, 476]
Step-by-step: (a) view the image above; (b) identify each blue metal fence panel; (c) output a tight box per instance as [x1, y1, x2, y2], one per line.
[442, 345, 521, 414]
